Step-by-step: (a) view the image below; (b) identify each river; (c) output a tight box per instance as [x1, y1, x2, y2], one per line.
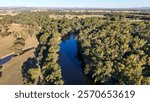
[0, 35, 91, 85]
[59, 34, 89, 85]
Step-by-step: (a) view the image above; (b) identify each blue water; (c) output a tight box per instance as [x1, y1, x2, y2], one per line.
[0, 55, 14, 65]
[0, 47, 34, 65]
[60, 34, 88, 85]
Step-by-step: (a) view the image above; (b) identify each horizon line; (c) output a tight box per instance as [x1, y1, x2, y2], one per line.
[0, 6, 150, 9]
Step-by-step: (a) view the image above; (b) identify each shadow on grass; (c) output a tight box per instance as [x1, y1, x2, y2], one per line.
[21, 57, 37, 83]
[0, 65, 2, 78]
[14, 47, 35, 56]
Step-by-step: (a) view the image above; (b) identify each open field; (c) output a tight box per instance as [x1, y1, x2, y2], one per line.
[49, 14, 105, 19]
[0, 35, 38, 58]
[0, 35, 38, 84]
[0, 49, 35, 85]
[0, 35, 15, 58]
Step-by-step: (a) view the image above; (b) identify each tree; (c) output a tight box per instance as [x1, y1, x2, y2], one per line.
[26, 68, 40, 85]
[11, 38, 25, 55]
[39, 32, 49, 44]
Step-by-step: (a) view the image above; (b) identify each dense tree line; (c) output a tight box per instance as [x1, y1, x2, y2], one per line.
[0, 11, 149, 37]
[33, 16, 150, 85]
[24, 18, 65, 85]
[77, 18, 150, 85]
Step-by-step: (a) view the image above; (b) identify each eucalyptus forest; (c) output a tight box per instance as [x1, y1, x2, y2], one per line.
[0, 9, 150, 85]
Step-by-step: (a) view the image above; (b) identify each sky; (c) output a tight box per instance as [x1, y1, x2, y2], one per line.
[0, 0, 150, 8]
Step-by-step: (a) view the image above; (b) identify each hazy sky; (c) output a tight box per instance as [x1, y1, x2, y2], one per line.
[0, 0, 150, 8]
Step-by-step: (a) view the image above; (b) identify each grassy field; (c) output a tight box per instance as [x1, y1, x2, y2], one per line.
[0, 49, 35, 85]
[0, 35, 38, 85]
[0, 35, 15, 58]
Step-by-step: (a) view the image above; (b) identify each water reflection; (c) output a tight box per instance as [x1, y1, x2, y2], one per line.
[60, 34, 88, 85]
